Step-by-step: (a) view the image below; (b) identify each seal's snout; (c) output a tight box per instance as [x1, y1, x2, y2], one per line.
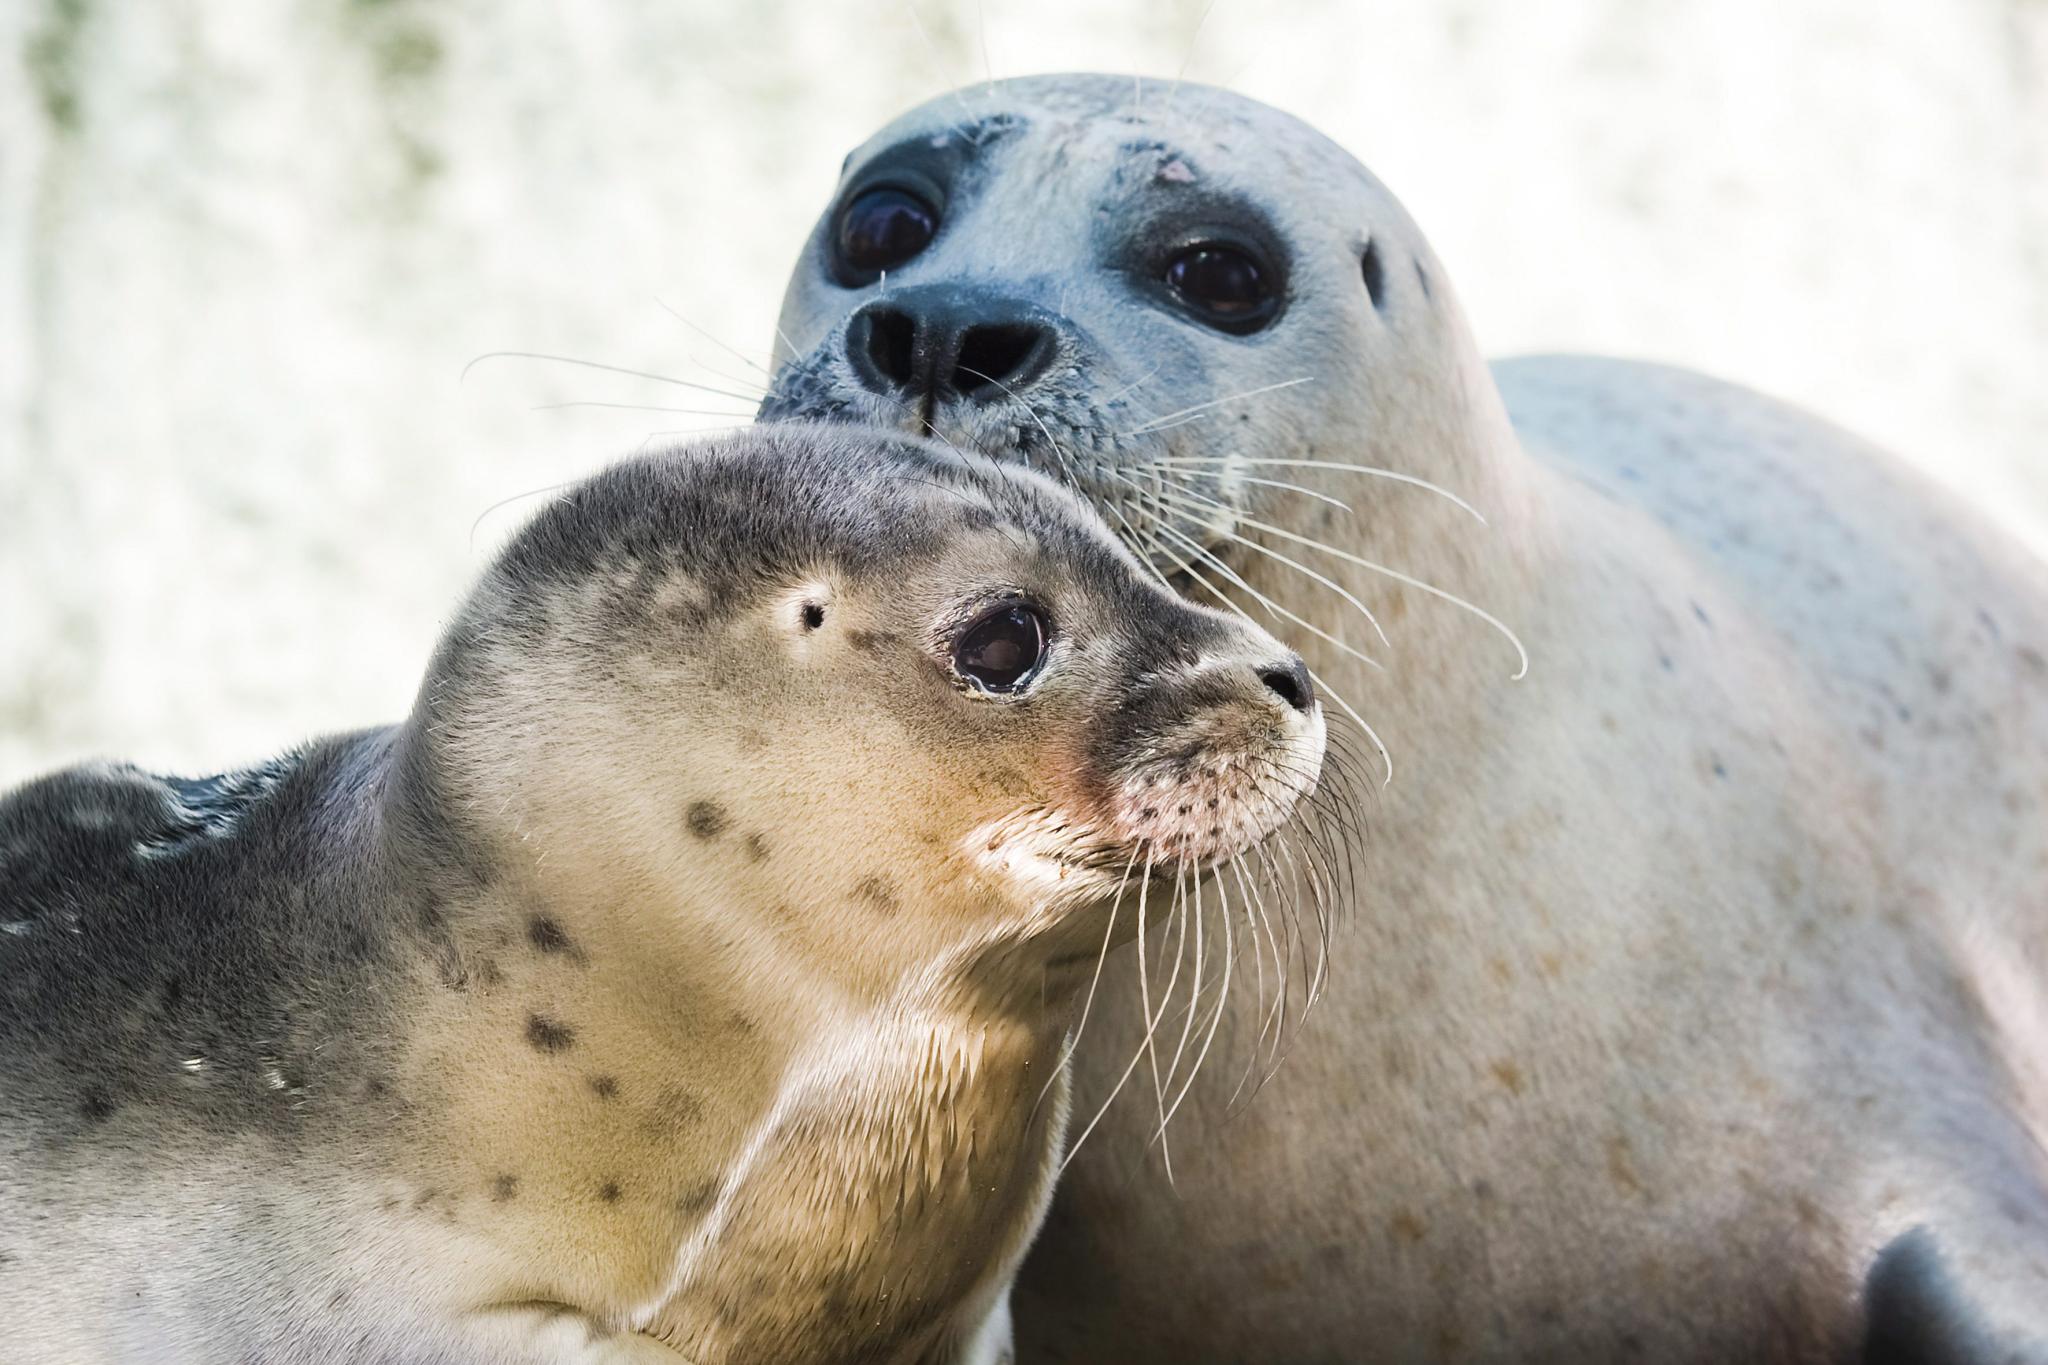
[846, 284, 1059, 421]
[1258, 656, 1315, 714]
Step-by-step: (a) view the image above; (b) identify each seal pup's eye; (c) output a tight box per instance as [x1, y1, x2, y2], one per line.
[835, 187, 939, 280]
[952, 604, 1051, 694]
[1165, 244, 1279, 334]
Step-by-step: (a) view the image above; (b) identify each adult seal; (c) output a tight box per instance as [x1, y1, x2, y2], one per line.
[762, 74, 2048, 1361]
[0, 424, 1331, 1363]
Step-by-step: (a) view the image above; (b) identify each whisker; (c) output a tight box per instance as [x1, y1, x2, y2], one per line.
[1149, 457, 1486, 523]
[529, 401, 756, 418]
[460, 350, 762, 405]
[1157, 466, 1352, 513]
[1119, 376, 1316, 437]
[652, 296, 775, 377]
[1228, 509, 1530, 680]
[1031, 843, 1141, 1121]
[1142, 482, 1391, 649]
[1146, 514, 1386, 671]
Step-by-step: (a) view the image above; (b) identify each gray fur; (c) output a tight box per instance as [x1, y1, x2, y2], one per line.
[0, 423, 1326, 1362]
[765, 75, 2048, 1362]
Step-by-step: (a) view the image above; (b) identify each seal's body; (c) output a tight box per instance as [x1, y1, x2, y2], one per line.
[0, 425, 1326, 1363]
[764, 76, 2048, 1360]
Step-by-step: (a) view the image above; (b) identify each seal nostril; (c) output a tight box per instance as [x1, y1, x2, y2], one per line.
[954, 322, 1052, 402]
[1259, 660, 1314, 713]
[852, 307, 917, 392]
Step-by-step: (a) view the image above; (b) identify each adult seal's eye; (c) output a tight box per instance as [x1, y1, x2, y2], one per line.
[835, 187, 939, 279]
[952, 604, 1050, 694]
[1165, 245, 1278, 332]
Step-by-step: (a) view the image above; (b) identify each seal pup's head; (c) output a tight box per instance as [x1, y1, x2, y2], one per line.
[408, 422, 1329, 1008]
[762, 74, 1511, 590]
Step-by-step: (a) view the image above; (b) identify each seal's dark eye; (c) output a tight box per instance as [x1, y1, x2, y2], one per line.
[1165, 245, 1278, 333]
[835, 187, 939, 280]
[952, 604, 1050, 694]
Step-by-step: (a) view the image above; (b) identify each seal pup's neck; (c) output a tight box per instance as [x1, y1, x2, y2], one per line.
[372, 716, 1080, 1356]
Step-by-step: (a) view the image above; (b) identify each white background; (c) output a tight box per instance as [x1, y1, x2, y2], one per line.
[3, 0, 2044, 777]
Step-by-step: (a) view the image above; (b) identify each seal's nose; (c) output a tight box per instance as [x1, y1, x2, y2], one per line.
[1257, 657, 1315, 714]
[846, 285, 1058, 412]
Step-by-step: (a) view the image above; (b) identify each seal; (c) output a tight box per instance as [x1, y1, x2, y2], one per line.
[0, 423, 1334, 1363]
[762, 75, 2048, 1361]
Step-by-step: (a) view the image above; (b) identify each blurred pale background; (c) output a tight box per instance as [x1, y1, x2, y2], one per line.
[3, 0, 2045, 779]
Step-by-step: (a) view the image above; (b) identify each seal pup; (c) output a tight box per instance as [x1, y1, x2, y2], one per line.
[0, 423, 1332, 1363]
[762, 75, 2048, 1361]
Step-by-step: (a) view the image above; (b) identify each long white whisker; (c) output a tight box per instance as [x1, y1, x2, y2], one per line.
[1143, 483, 1391, 649]
[460, 351, 762, 405]
[652, 296, 774, 377]
[1157, 466, 1352, 513]
[1147, 514, 1387, 671]
[1228, 509, 1530, 680]
[1120, 376, 1315, 436]
[1151, 457, 1486, 523]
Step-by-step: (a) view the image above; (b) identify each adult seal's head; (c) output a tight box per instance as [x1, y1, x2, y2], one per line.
[0, 424, 1334, 1362]
[762, 73, 1524, 678]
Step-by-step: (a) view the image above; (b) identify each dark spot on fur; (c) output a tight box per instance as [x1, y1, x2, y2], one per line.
[847, 628, 902, 655]
[1361, 239, 1387, 312]
[743, 832, 770, 863]
[676, 1179, 718, 1215]
[853, 874, 900, 915]
[642, 1085, 705, 1137]
[411, 1187, 441, 1211]
[478, 959, 504, 986]
[801, 602, 825, 630]
[327, 1288, 350, 1310]
[727, 1010, 757, 1035]
[526, 1014, 575, 1053]
[589, 1074, 620, 1100]
[598, 1180, 622, 1204]
[527, 914, 571, 953]
[685, 801, 729, 839]
[79, 1090, 116, 1124]
[491, 1174, 519, 1202]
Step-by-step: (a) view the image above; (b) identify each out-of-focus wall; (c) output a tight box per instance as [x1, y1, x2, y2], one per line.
[4, 0, 2045, 777]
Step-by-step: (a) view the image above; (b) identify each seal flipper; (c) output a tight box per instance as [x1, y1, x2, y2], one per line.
[1863, 1226, 2048, 1365]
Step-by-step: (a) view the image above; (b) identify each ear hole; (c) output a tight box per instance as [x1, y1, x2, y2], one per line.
[1414, 259, 1432, 301]
[800, 602, 826, 631]
[1361, 239, 1388, 314]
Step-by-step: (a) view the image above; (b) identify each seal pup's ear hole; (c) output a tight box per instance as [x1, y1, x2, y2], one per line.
[1360, 239, 1388, 314]
[777, 581, 836, 637]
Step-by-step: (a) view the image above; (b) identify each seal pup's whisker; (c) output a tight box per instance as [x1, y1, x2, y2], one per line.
[1153, 863, 1207, 1146]
[1133, 518, 1395, 785]
[1149, 456, 1487, 523]
[1118, 377, 1317, 438]
[1032, 844, 1143, 1122]
[1152, 863, 1237, 1142]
